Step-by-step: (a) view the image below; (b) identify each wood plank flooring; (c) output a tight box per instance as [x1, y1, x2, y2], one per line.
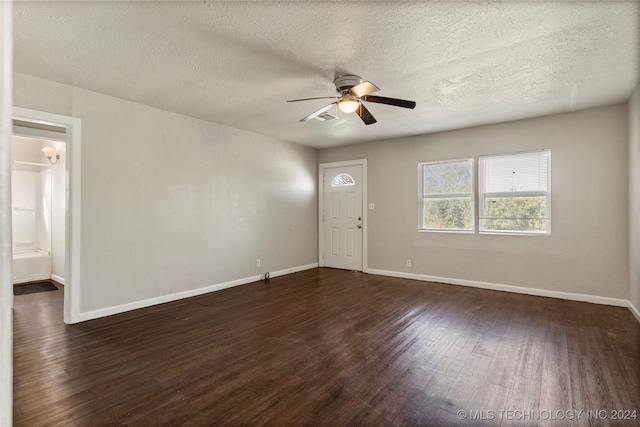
[13, 268, 640, 426]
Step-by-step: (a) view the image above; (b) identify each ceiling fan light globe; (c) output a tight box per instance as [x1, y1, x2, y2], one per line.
[338, 100, 359, 114]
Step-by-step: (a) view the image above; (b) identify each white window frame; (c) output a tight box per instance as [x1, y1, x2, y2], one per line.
[418, 158, 475, 233]
[479, 149, 551, 235]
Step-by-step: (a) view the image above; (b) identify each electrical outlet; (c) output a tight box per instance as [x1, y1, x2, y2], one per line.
[368, 203, 375, 210]
[256, 259, 261, 268]
[406, 259, 412, 267]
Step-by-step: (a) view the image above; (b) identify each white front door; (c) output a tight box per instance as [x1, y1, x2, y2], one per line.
[322, 164, 363, 271]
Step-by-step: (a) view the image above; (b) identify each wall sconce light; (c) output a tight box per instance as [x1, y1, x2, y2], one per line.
[42, 147, 60, 164]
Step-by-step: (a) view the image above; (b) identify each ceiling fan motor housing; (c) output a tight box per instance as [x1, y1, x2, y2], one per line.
[334, 75, 364, 93]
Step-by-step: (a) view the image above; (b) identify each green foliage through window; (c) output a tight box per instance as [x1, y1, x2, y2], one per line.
[482, 197, 547, 232]
[423, 198, 472, 230]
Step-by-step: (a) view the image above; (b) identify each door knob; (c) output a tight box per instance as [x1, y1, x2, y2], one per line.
[357, 224, 362, 229]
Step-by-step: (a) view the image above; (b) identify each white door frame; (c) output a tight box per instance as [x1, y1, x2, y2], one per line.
[319, 159, 368, 272]
[1, 2, 13, 423]
[12, 107, 82, 325]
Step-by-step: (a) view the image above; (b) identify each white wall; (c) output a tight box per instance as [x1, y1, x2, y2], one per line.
[13, 72, 318, 315]
[629, 84, 640, 314]
[319, 105, 629, 300]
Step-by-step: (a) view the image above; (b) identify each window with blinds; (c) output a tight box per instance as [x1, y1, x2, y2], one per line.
[479, 150, 551, 234]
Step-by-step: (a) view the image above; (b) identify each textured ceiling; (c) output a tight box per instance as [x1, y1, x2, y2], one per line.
[13, 1, 640, 148]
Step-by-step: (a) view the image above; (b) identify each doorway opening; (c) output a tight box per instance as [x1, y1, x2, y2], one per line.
[11, 127, 66, 289]
[12, 108, 81, 324]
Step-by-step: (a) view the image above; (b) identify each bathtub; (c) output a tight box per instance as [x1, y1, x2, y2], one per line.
[12, 250, 51, 284]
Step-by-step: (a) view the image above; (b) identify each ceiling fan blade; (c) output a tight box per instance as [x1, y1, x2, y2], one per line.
[364, 95, 416, 109]
[350, 81, 380, 98]
[356, 103, 377, 125]
[287, 96, 339, 102]
[300, 103, 337, 122]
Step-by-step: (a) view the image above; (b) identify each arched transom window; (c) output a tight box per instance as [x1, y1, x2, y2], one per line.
[332, 173, 355, 187]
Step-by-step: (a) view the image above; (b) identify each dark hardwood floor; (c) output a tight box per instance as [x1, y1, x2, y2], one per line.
[13, 268, 640, 426]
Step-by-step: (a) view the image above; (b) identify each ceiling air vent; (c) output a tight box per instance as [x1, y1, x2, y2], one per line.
[314, 113, 339, 121]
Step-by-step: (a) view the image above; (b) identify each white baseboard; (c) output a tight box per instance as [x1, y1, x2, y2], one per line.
[628, 301, 640, 323]
[367, 268, 629, 308]
[12, 274, 49, 285]
[77, 263, 318, 323]
[51, 274, 65, 285]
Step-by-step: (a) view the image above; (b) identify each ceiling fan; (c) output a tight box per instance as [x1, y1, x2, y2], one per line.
[287, 75, 416, 125]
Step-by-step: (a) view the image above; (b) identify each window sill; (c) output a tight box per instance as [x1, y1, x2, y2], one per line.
[479, 231, 551, 237]
[418, 229, 475, 234]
